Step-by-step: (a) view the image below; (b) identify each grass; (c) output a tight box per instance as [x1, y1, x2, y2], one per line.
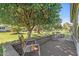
[0, 45, 3, 56]
[0, 30, 70, 44]
[0, 31, 53, 44]
[0, 32, 24, 44]
[59, 30, 71, 38]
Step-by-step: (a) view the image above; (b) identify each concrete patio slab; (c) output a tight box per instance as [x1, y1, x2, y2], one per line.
[40, 38, 77, 56]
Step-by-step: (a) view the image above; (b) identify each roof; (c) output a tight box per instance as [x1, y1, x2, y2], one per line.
[0, 25, 6, 27]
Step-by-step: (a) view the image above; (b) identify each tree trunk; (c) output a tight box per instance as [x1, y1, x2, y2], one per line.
[37, 27, 41, 34]
[22, 30, 32, 55]
[37, 25, 41, 34]
[27, 30, 32, 40]
[23, 26, 34, 55]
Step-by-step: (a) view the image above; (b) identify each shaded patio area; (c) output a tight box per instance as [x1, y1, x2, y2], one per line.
[40, 38, 77, 56]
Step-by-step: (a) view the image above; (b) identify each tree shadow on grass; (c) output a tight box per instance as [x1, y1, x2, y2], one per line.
[10, 32, 26, 35]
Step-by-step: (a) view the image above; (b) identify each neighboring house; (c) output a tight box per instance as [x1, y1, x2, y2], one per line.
[0, 25, 10, 32]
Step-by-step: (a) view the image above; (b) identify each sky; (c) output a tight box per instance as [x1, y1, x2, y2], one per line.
[60, 3, 70, 24]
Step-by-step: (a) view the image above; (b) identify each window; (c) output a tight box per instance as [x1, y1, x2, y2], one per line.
[0, 27, 5, 29]
[2, 27, 5, 29]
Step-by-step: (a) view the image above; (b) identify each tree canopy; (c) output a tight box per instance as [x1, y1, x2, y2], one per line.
[0, 3, 62, 39]
[0, 3, 61, 29]
[63, 22, 71, 32]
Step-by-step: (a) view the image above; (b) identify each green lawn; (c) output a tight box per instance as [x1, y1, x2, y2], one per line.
[0, 45, 3, 56]
[0, 30, 70, 44]
[0, 32, 23, 44]
[0, 31, 53, 44]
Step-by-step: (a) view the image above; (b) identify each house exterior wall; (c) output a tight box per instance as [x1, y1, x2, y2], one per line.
[0, 26, 10, 32]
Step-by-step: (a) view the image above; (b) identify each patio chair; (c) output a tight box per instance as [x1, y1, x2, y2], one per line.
[22, 40, 40, 56]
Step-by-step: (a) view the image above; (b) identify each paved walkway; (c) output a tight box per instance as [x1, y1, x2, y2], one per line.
[40, 38, 77, 56]
[3, 43, 19, 56]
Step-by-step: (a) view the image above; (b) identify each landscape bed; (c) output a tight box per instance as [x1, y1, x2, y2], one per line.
[11, 35, 53, 56]
[0, 45, 3, 56]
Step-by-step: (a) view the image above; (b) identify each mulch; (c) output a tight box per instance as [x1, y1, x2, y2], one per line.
[12, 41, 23, 56]
[12, 41, 40, 56]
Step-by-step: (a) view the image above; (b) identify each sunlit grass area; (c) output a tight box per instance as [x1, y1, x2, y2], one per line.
[0, 32, 24, 44]
[59, 30, 71, 37]
[0, 45, 3, 56]
[0, 31, 53, 44]
[0, 30, 70, 44]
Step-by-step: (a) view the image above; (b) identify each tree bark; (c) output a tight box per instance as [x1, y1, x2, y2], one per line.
[37, 27, 41, 34]
[27, 30, 32, 40]
[37, 25, 41, 34]
[22, 26, 34, 55]
[26, 25, 35, 40]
